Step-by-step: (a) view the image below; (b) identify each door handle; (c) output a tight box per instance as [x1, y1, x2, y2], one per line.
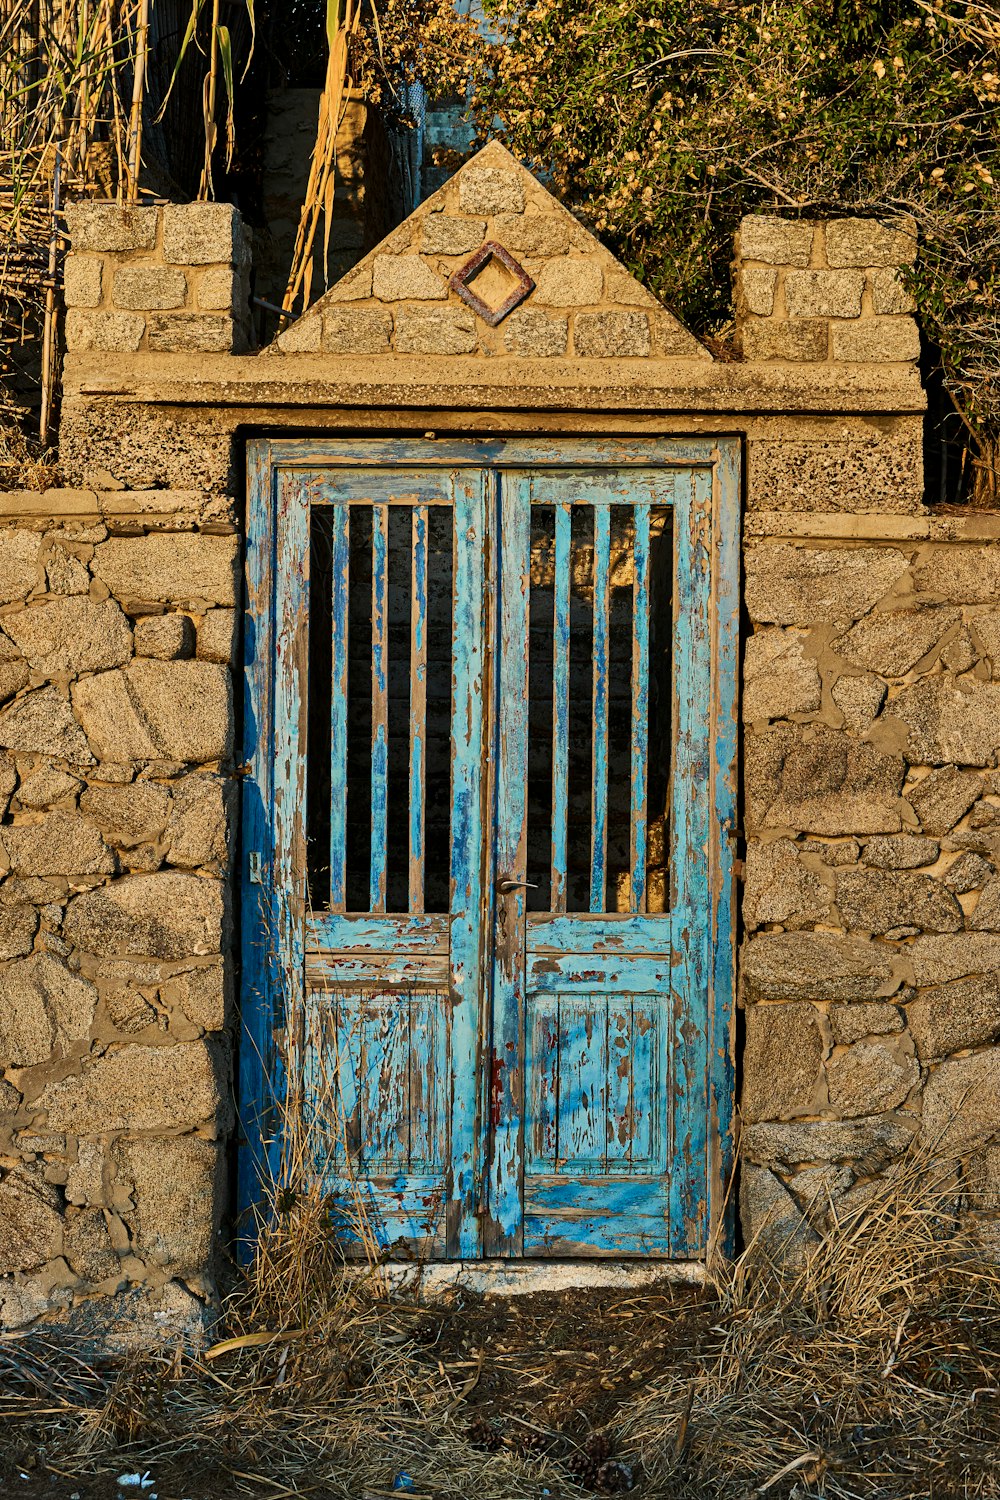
[497, 876, 538, 895]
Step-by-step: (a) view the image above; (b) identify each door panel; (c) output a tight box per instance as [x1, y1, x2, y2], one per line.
[240, 437, 737, 1266]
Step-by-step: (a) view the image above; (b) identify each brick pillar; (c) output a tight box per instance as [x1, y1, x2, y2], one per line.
[62, 203, 252, 355]
[734, 215, 920, 363]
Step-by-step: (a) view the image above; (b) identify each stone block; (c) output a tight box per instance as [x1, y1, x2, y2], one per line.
[1, 809, 115, 876]
[64, 871, 225, 959]
[166, 775, 230, 869]
[80, 783, 171, 848]
[826, 1037, 920, 1117]
[743, 628, 821, 723]
[747, 419, 923, 515]
[162, 203, 240, 265]
[829, 1001, 903, 1045]
[907, 972, 1000, 1060]
[863, 835, 940, 870]
[420, 215, 485, 255]
[276, 315, 321, 353]
[197, 265, 240, 311]
[737, 267, 777, 316]
[945, 851, 994, 893]
[743, 838, 830, 928]
[63, 256, 103, 308]
[134, 613, 194, 660]
[831, 317, 920, 362]
[604, 269, 661, 308]
[906, 767, 983, 836]
[4, 598, 132, 676]
[741, 319, 828, 361]
[114, 1134, 220, 1275]
[832, 606, 959, 678]
[491, 213, 570, 257]
[740, 1163, 819, 1267]
[0, 1166, 63, 1273]
[113, 266, 188, 311]
[744, 544, 909, 627]
[969, 876, 1000, 931]
[785, 269, 864, 318]
[37, 1038, 226, 1134]
[64, 310, 145, 353]
[532, 259, 603, 306]
[825, 216, 917, 268]
[196, 609, 236, 664]
[64, 1208, 119, 1281]
[788, 1163, 855, 1218]
[913, 547, 1000, 606]
[907, 933, 1000, 986]
[64, 203, 157, 253]
[93, 534, 237, 606]
[502, 309, 568, 357]
[65, 1140, 105, 1207]
[752, 726, 905, 835]
[921, 1048, 1000, 1156]
[46, 548, 91, 595]
[163, 962, 227, 1032]
[394, 307, 476, 355]
[969, 614, 1000, 676]
[372, 255, 447, 301]
[0, 953, 98, 1066]
[146, 314, 235, 353]
[800, 837, 861, 866]
[742, 1003, 824, 1120]
[459, 165, 525, 215]
[743, 930, 897, 1003]
[0, 529, 42, 603]
[0, 686, 95, 765]
[835, 869, 962, 934]
[0, 636, 29, 704]
[322, 307, 393, 354]
[870, 267, 916, 315]
[107, 988, 157, 1033]
[738, 216, 814, 266]
[883, 677, 1000, 767]
[742, 1114, 915, 1173]
[0, 904, 39, 960]
[573, 311, 650, 357]
[72, 659, 232, 763]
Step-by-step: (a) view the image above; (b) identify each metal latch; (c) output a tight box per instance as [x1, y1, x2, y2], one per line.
[249, 852, 264, 884]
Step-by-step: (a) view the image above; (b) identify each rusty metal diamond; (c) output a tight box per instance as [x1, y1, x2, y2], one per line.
[448, 241, 535, 327]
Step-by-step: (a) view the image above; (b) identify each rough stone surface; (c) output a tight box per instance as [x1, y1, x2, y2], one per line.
[166, 776, 230, 869]
[907, 972, 1000, 1060]
[863, 835, 940, 870]
[742, 1115, 916, 1173]
[945, 851, 994, 893]
[64, 203, 157, 252]
[913, 548, 1000, 606]
[745, 546, 909, 627]
[37, 1039, 226, 1134]
[738, 267, 777, 315]
[372, 255, 447, 301]
[1, 809, 115, 876]
[532, 259, 603, 307]
[394, 307, 476, 355]
[870, 267, 917, 315]
[0, 1167, 63, 1274]
[458, 165, 526, 215]
[133, 614, 193, 661]
[833, 607, 959, 677]
[0, 687, 94, 764]
[4, 598, 132, 676]
[742, 319, 828, 362]
[826, 1038, 920, 1117]
[0, 529, 42, 604]
[739, 217, 814, 266]
[0, 953, 98, 1066]
[744, 931, 897, 1003]
[907, 934, 1000, 986]
[45, 549, 90, 595]
[740, 1163, 819, 1266]
[971, 615, 1000, 676]
[922, 1049, 1000, 1156]
[825, 217, 918, 267]
[322, 308, 393, 354]
[72, 660, 232, 763]
[64, 1140, 105, 1207]
[835, 869, 962, 934]
[742, 1003, 824, 1120]
[113, 266, 187, 311]
[502, 308, 568, 357]
[196, 610, 236, 664]
[884, 678, 1000, 767]
[753, 727, 905, 835]
[65, 310, 145, 354]
[148, 315, 237, 356]
[64, 1208, 120, 1281]
[493, 213, 571, 257]
[63, 872, 225, 958]
[164, 963, 227, 1032]
[970, 876, 1000, 931]
[832, 673, 886, 733]
[573, 311, 650, 357]
[420, 215, 484, 255]
[906, 767, 984, 836]
[829, 1001, 904, 1045]
[162, 203, 238, 264]
[831, 317, 920, 362]
[743, 628, 821, 722]
[0, 904, 39, 959]
[743, 839, 830, 928]
[0, 635, 29, 704]
[63, 255, 103, 308]
[114, 1134, 220, 1274]
[93, 535, 237, 606]
[79, 783, 171, 848]
[785, 269, 864, 318]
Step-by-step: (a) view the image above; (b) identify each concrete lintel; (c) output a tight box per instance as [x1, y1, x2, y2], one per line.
[746, 510, 1000, 542]
[63, 352, 926, 416]
[372, 1259, 708, 1300]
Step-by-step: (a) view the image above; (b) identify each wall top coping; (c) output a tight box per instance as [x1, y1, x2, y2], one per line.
[63, 351, 925, 416]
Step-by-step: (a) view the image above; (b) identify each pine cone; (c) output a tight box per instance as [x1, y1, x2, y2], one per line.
[510, 1426, 550, 1457]
[584, 1430, 613, 1462]
[467, 1414, 503, 1452]
[595, 1459, 634, 1493]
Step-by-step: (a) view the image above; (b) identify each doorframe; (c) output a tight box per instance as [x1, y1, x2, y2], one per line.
[237, 434, 740, 1263]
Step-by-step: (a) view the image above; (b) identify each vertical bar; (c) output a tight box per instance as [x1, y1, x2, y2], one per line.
[589, 504, 610, 913]
[329, 502, 349, 913]
[551, 501, 571, 913]
[370, 503, 389, 912]
[629, 504, 650, 913]
[409, 504, 428, 913]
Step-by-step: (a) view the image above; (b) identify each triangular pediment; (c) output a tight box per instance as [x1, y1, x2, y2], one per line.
[269, 141, 709, 362]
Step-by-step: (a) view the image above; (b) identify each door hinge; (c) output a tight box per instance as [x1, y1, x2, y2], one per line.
[249, 852, 264, 884]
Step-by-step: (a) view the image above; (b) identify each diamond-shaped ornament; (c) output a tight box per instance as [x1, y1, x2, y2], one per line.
[449, 241, 535, 327]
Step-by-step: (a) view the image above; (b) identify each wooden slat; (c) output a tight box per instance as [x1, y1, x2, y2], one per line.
[360, 997, 409, 1167]
[529, 470, 675, 506]
[589, 505, 611, 913]
[606, 998, 632, 1166]
[629, 504, 651, 913]
[329, 502, 350, 913]
[271, 436, 719, 471]
[409, 504, 428, 913]
[307, 912, 449, 951]
[527, 912, 670, 954]
[370, 503, 389, 912]
[526, 998, 560, 1171]
[551, 500, 571, 913]
[558, 996, 607, 1170]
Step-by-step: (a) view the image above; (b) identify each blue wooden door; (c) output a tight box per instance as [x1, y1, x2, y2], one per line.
[239, 437, 738, 1263]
